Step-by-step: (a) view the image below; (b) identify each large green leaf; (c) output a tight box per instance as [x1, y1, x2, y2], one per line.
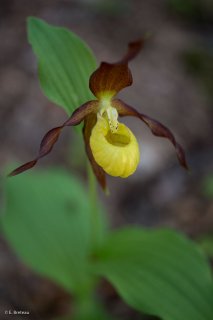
[95, 228, 213, 320]
[1, 169, 105, 294]
[28, 17, 97, 115]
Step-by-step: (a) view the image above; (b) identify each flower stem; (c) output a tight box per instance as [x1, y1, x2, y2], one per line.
[87, 161, 99, 250]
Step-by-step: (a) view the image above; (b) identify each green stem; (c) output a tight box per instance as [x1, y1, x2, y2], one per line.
[87, 161, 99, 250]
[73, 291, 111, 320]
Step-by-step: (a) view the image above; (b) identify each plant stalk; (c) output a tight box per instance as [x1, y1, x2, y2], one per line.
[87, 161, 99, 250]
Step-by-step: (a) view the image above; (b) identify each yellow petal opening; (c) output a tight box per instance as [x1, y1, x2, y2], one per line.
[90, 116, 140, 178]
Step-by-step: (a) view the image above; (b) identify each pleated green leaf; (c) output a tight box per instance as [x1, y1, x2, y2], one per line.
[1, 169, 106, 293]
[28, 17, 97, 115]
[95, 228, 213, 320]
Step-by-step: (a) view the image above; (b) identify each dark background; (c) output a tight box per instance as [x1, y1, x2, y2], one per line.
[0, 0, 213, 319]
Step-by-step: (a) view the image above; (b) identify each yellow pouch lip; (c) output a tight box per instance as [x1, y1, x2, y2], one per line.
[90, 116, 140, 178]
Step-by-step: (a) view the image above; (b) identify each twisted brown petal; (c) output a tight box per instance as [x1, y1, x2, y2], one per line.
[83, 114, 106, 190]
[119, 40, 144, 64]
[89, 40, 144, 99]
[8, 101, 99, 177]
[112, 99, 188, 170]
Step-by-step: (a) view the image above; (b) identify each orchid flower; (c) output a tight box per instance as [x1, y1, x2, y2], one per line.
[9, 41, 187, 190]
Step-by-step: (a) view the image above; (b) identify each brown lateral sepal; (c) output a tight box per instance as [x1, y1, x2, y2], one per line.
[8, 101, 98, 177]
[113, 99, 188, 170]
[83, 114, 106, 190]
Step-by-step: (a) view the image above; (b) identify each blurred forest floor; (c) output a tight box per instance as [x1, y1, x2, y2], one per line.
[0, 0, 213, 319]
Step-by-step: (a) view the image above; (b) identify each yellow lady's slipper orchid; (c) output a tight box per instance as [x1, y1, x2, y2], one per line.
[9, 40, 188, 190]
